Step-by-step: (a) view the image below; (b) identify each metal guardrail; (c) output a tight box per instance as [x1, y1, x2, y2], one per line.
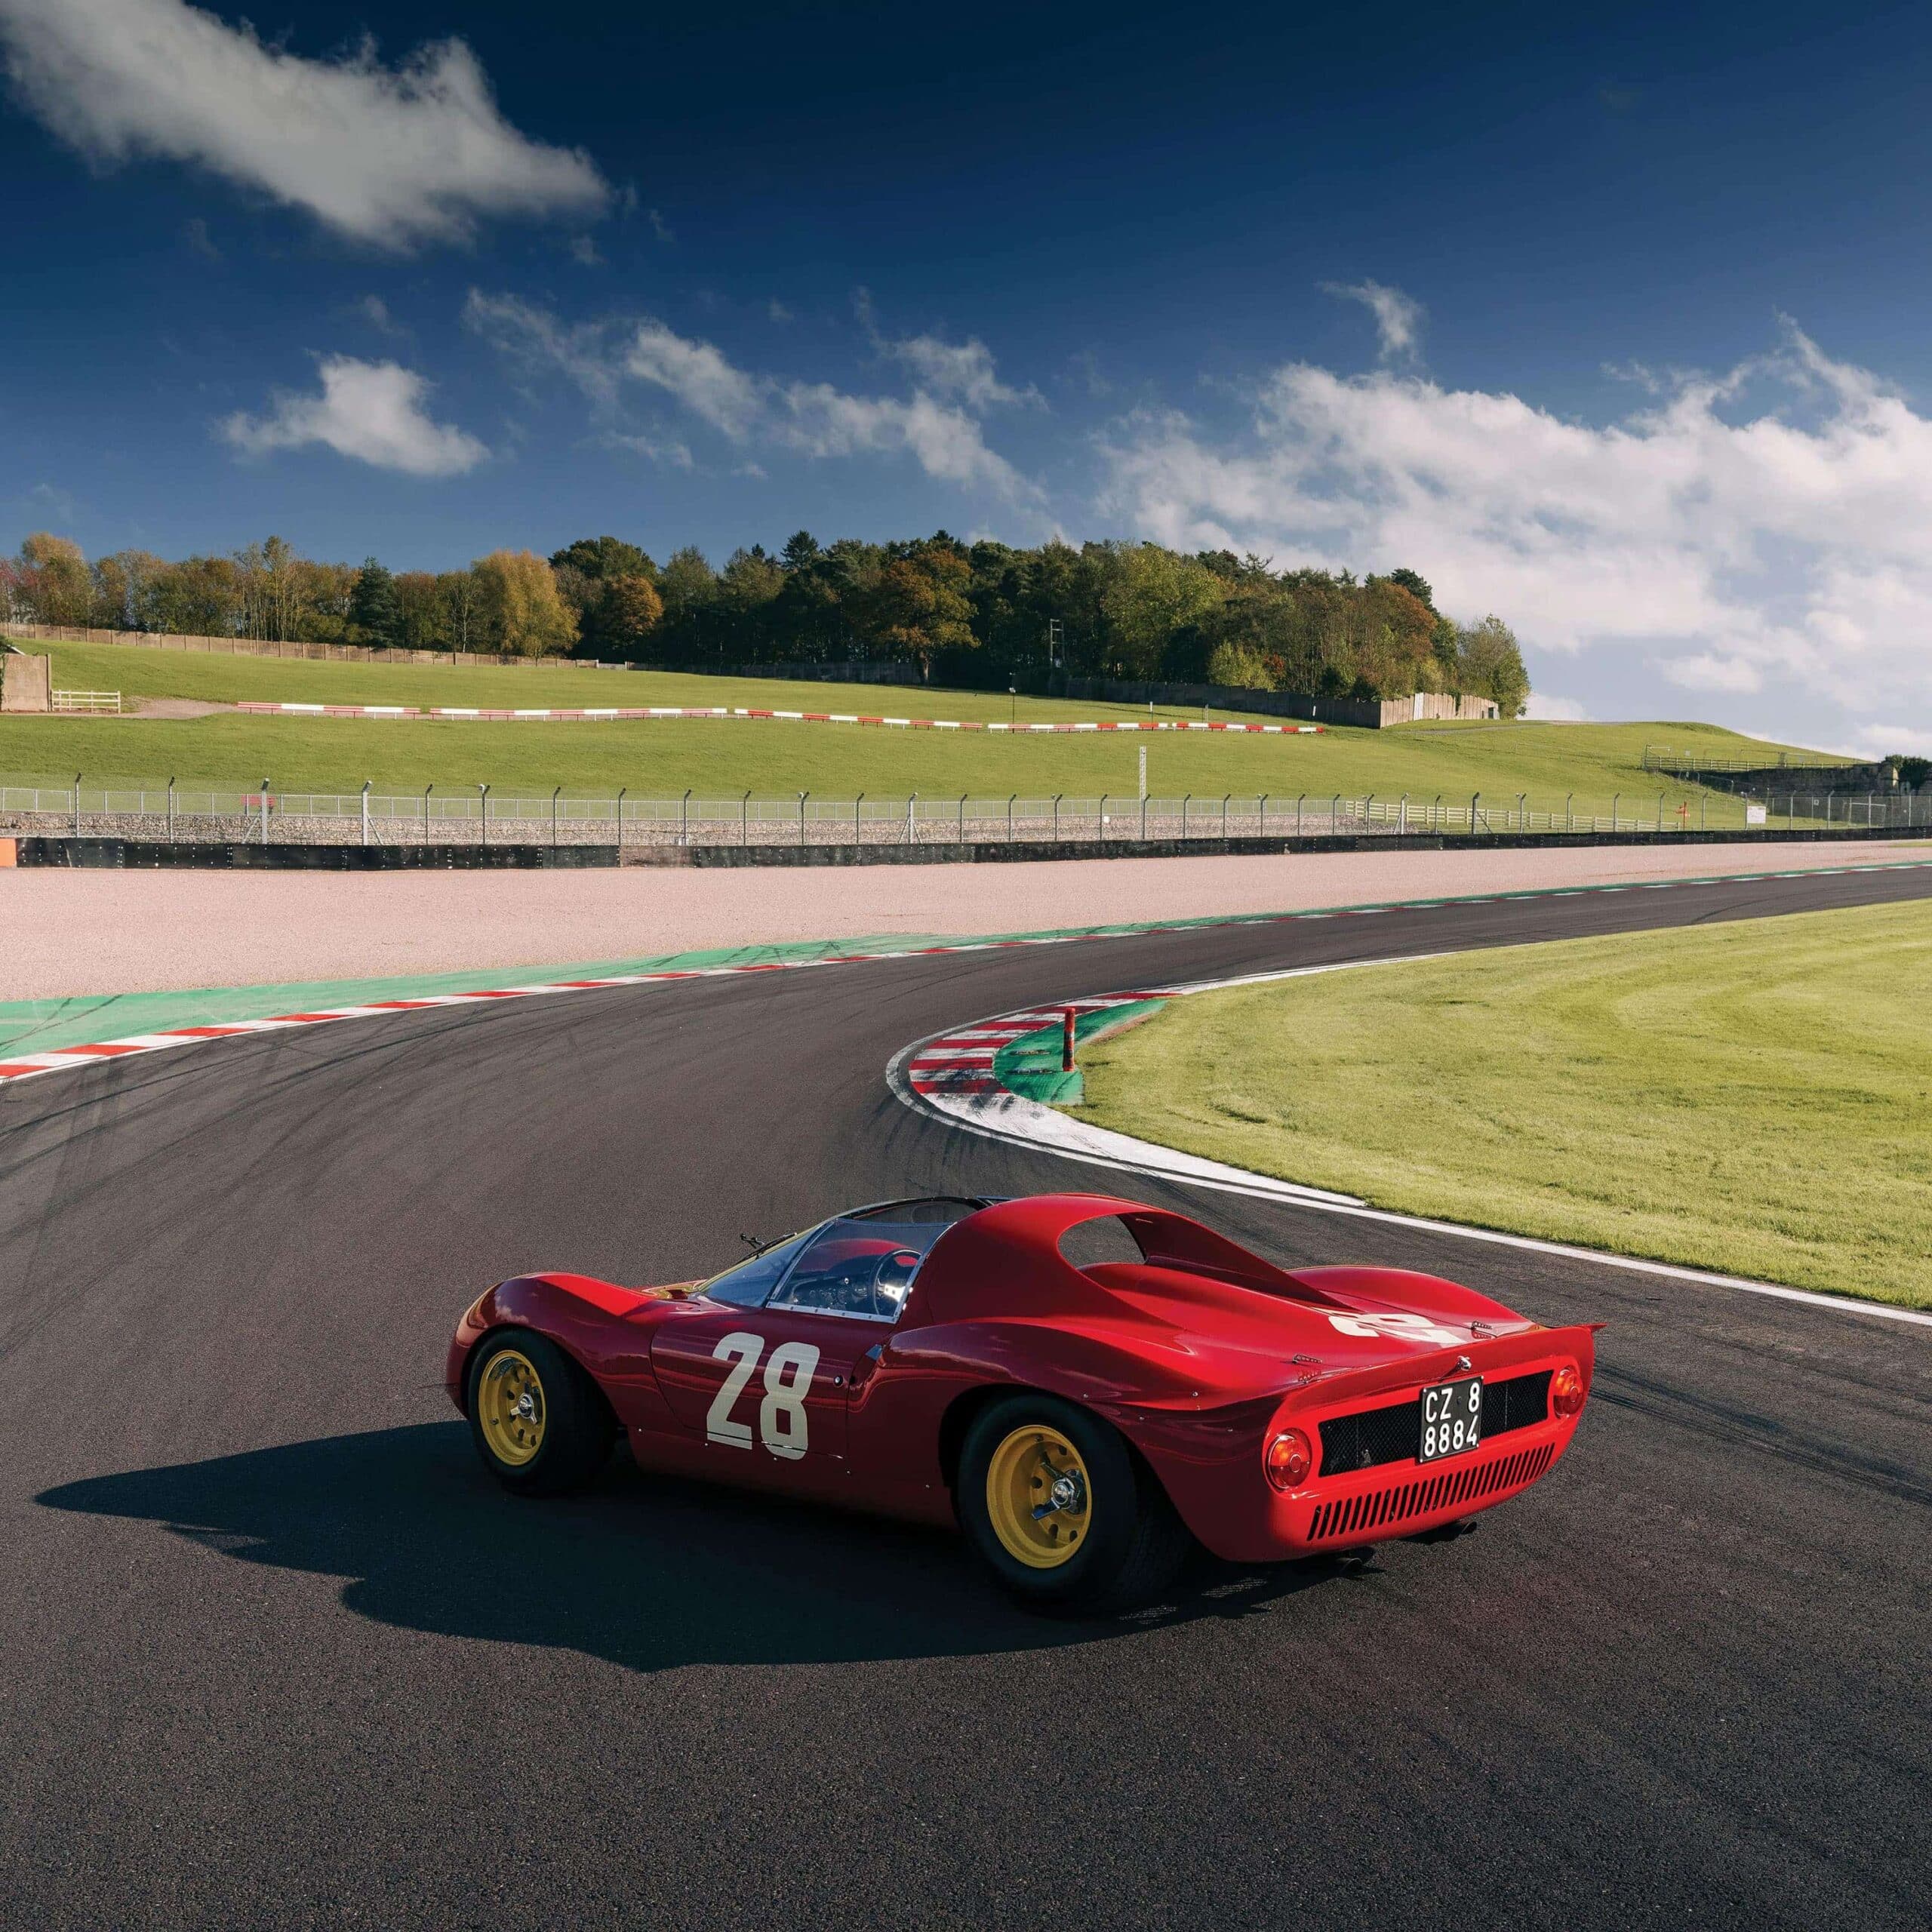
[50, 690, 121, 715]
[3, 783, 1926, 844]
[1641, 746, 1850, 775]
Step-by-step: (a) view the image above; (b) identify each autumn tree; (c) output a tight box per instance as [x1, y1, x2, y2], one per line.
[1454, 616, 1530, 718]
[1097, 543, 1223, 678]
[91, 550, 168, 630]
[151, 554, 242, 635]
[590, 574, 664, 659]
[548, 535, 657, 583]
[472, 550, 577, 657]
[15, 534, 91, 625]
[869, 541, 975, 678]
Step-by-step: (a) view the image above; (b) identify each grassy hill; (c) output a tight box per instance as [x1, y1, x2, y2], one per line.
[0, 637, 1842, 820]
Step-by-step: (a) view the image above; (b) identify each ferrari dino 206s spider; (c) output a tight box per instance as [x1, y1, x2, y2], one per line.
[447, 1192, 1595, 1611]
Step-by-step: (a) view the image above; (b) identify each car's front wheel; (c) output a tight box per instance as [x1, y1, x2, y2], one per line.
[957, 1393, 1190, 1613]
[466, 1331, 613, 1496]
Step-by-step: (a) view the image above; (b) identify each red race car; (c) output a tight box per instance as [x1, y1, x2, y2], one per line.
[447, 1192, 1595, 1611]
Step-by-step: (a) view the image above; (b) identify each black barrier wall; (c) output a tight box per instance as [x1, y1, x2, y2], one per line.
[11, 826, 1928, 869]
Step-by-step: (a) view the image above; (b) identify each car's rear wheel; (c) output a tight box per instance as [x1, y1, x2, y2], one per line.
[957, 1393, 1190, 1613]
[466, 1331, 612, 1496]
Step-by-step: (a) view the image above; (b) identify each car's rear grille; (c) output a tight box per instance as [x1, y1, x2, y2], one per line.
[1484, 1370, 1552, 1438]
[1317, 1370, 1552, 1475]
[1307, 1442, 1555, 1544]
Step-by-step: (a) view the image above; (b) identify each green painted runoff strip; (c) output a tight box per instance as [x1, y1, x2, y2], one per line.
[0, 935, 950, 1058]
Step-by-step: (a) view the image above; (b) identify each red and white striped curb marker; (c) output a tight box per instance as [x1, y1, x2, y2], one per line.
[903, 992, 1164, 1101]
[235, 700, 1325, 734]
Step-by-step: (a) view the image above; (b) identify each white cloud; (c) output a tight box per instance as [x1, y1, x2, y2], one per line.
[220, 356, 488, 475]
[1522, 692, 1590, 721]
[0, 0, 608, 248]
[1097, 321, 1932, 745]
[463, 290, 620, 405]
[605, 432, 692, 469]
[623, 321, 763, 438]
[1322, 279, 1425, 361]
[469, 292, 1037, 500]
[355, 294, 401, 334]
[883, 332, 1038, 409]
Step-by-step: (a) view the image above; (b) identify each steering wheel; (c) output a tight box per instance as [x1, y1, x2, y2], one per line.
[870, 1248, 923, 1315]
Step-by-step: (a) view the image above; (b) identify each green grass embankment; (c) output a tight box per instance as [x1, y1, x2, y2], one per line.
[1073, 900, 1932, 1307]
[32, 639, 1274, 722]
[0, 639, 1844, 811]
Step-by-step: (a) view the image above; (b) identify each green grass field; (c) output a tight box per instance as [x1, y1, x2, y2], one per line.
[1074, 900, 1932, 1307]
[0, 635, 1838, 812]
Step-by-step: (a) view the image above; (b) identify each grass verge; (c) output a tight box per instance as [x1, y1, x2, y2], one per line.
[1072, 900, 1932, 1307]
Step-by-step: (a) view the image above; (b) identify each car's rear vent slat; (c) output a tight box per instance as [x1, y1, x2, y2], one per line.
[1316, 1370, 1552, 1476]
[1306, 1442, 1555, 1546]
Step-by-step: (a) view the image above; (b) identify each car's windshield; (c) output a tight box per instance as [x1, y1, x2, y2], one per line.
[766, 1214, 957, 1320]
[695, 1198, 985, 1318]
[697, 1229, 814, 1306]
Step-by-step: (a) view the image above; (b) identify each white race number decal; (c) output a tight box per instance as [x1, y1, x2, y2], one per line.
[706, 1332, 823, 1459]
[1327, 1311, 1464, 1349]
[706, 1333, 763, 1447]
[760, 1341, 818, 1461]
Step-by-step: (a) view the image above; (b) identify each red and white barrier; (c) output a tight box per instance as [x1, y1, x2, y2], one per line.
[235, 700, 1325, 734]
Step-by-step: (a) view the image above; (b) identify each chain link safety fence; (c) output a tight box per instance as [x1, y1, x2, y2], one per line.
[4, 783, 1928, 847]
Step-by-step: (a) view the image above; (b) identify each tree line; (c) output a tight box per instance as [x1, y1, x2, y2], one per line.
[2, 528, 1531, 714]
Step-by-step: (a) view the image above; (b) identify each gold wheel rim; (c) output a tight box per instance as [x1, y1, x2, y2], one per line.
[986, 1424, 1092, 1569]
[478, 1347, 547, 1468]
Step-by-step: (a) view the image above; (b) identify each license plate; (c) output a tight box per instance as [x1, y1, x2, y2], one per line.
[1419, 1375, 1483, 1462]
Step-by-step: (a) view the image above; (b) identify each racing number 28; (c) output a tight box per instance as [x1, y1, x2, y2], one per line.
[706, 1332, 821, 1460]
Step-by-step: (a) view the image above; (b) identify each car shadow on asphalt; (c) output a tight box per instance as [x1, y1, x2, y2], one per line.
[36, 1421, 1350, 1672]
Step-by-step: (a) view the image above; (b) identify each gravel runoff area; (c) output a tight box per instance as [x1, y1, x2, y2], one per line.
[2, 838, 1923, 1000]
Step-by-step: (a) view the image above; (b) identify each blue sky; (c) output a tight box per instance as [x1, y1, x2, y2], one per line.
[5, 0, 1932, 751]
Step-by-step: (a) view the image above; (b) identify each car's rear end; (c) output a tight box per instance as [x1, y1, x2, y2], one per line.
[1270, 1329, 1592, 1553]
[1138, 1324, 1595, 1564]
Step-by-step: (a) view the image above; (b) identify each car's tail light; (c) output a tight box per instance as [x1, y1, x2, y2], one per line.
[1265, 1429, 1312, 1490]
[1551, 1364, 1585, 1417]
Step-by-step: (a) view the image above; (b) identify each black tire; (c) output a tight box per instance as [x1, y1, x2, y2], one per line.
[956, 1392, 1192, 1614]
[466, 1331, 613, 1497]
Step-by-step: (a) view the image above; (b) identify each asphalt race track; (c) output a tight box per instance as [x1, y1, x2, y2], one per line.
[4, 865, 1929, 1930]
